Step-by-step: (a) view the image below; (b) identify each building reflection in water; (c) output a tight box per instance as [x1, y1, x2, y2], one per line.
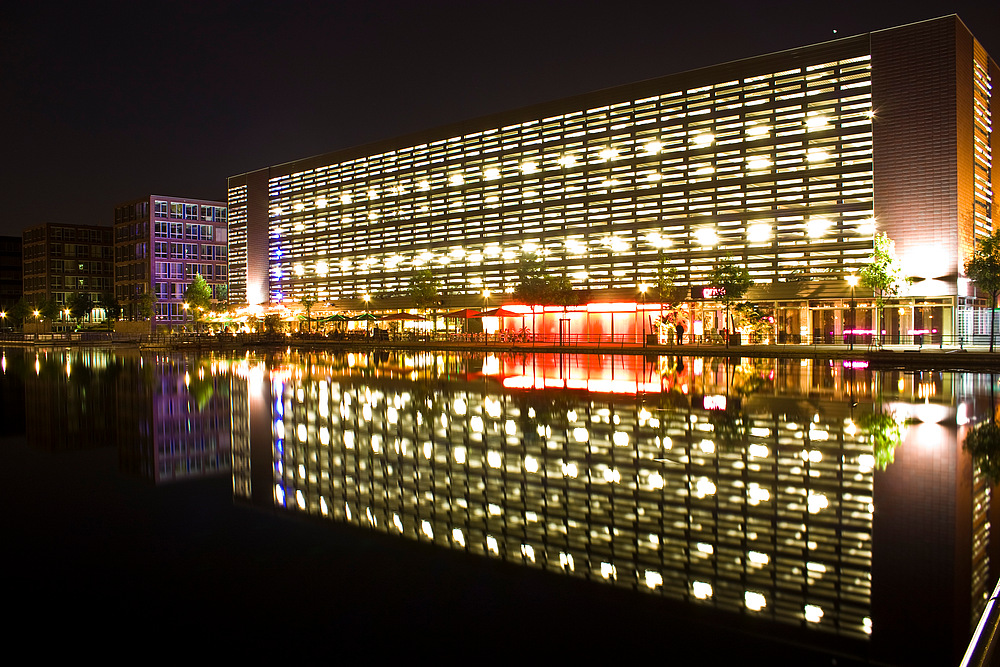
[117, 353, 232, 483]
[6, 344, 999, 662]
[234, 350, 994, 658]
[19, 347, 232, 484]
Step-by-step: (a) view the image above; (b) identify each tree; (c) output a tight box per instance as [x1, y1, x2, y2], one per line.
[99, 293, 121, 329]
[68, 292, 95, 327]
[39, 298, 60, 322]
[860, 232, 906, 347]
[654, 253, 689, 331]
[137, 292, 154, 321]
[215, 283, 228, 306]
[408, 269, 442, 329]
[9, 298, 30, 329]
[408, 270, 441, 310]
[183, 274, 212, 330]
[708, 255, 752, 346]
[965, 228, 1000, 351]
[514, 253, 579, 306]
[965, 421, 1000, 486]
[299, 294, 316, 332]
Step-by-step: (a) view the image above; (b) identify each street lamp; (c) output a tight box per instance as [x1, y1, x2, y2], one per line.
[639, 283, 648, 347]
[846, 274, 859, 351]
[482, 288, 491, 312]
[363, 293, 371, 333]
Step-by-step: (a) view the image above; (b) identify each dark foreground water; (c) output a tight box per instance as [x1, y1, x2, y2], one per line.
[3, 346, 998, 663]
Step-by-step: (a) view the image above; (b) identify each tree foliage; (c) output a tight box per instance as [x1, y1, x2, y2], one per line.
[655, 254, 687, 305]
[408, 270, 441, 310]
[708, 255, 752, 343]
[68, 292, 94, 324]
[860, 232, 906, 344]
[99, 293, 120, 324]
[964, 421, 1000, 486]
[965, 228, 1000, 351]
[9, 298, 31, 327]
[184, 274, 212, 329]
[39, 299, 61, 321]
[859, 411, 905, 470]
[137, 292, 154, 320]
[514, 253, 579, 306]
[184, 274, 212, 310]
[300, 294, 316, 332]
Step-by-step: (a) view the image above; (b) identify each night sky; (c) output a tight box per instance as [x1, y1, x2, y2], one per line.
[1, 0, 997, 238]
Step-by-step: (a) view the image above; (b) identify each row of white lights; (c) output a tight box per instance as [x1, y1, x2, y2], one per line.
[272, 116, 843, 217]
[277, 481, 858, 626]
[275, 217, 875, 278]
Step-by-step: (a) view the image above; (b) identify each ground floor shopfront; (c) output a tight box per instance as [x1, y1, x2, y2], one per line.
[475, 296, 979, 347]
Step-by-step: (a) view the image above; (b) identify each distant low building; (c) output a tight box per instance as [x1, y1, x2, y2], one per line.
[22, 223, 114, 330]
[0, 235, 23, 316]
[113, 196, 228, 329]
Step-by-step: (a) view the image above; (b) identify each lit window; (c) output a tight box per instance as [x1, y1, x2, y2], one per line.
[807, 148, 830, 162]
[807, 217, 833, 238]
[692, 581, 713, 600]
[694, 228, 718, 246]
[745, 591, 766, 611]
[747, 157, 771, 170]
[644, 231, 671, 248]
[746, 124, 769, 137]
[747, 223, 771, 243]
[340, 193, 352, 205]
[599, 148, 618, 161]
[806, 115, 828, 129]
[692, 133, 714, 147]
[557, 155, 577, 168]
[449, 174, 464, 186]
[607, 237, 629, 253]
[483, 167, 501, 180]
[520, 161, 538, 174]
[643, 140, 662, 154]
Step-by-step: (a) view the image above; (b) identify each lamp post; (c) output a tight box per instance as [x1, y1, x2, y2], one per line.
[363, 293, 371, 333]
[182, 302, 189, 334]
[33, 309, 40, 342]
[482, 288, 490, 312]
[846, 274, 859, 351]
[639, 283, 648, 347]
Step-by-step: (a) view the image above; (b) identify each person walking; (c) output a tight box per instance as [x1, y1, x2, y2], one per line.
[675, 322, 684, 345]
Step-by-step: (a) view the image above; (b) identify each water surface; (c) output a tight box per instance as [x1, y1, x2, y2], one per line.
[3, 347, 996, 663]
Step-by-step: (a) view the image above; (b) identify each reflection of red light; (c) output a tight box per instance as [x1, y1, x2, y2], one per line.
[703, 395, 727, 410]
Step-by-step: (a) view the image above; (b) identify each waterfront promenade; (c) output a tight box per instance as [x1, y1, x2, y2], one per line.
[4, 331, 1000, 370]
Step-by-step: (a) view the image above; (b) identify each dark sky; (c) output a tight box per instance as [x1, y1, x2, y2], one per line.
[1, 0, 997, 238]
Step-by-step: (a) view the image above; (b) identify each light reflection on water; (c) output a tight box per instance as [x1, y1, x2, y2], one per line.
[6, 346, 999, 663]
